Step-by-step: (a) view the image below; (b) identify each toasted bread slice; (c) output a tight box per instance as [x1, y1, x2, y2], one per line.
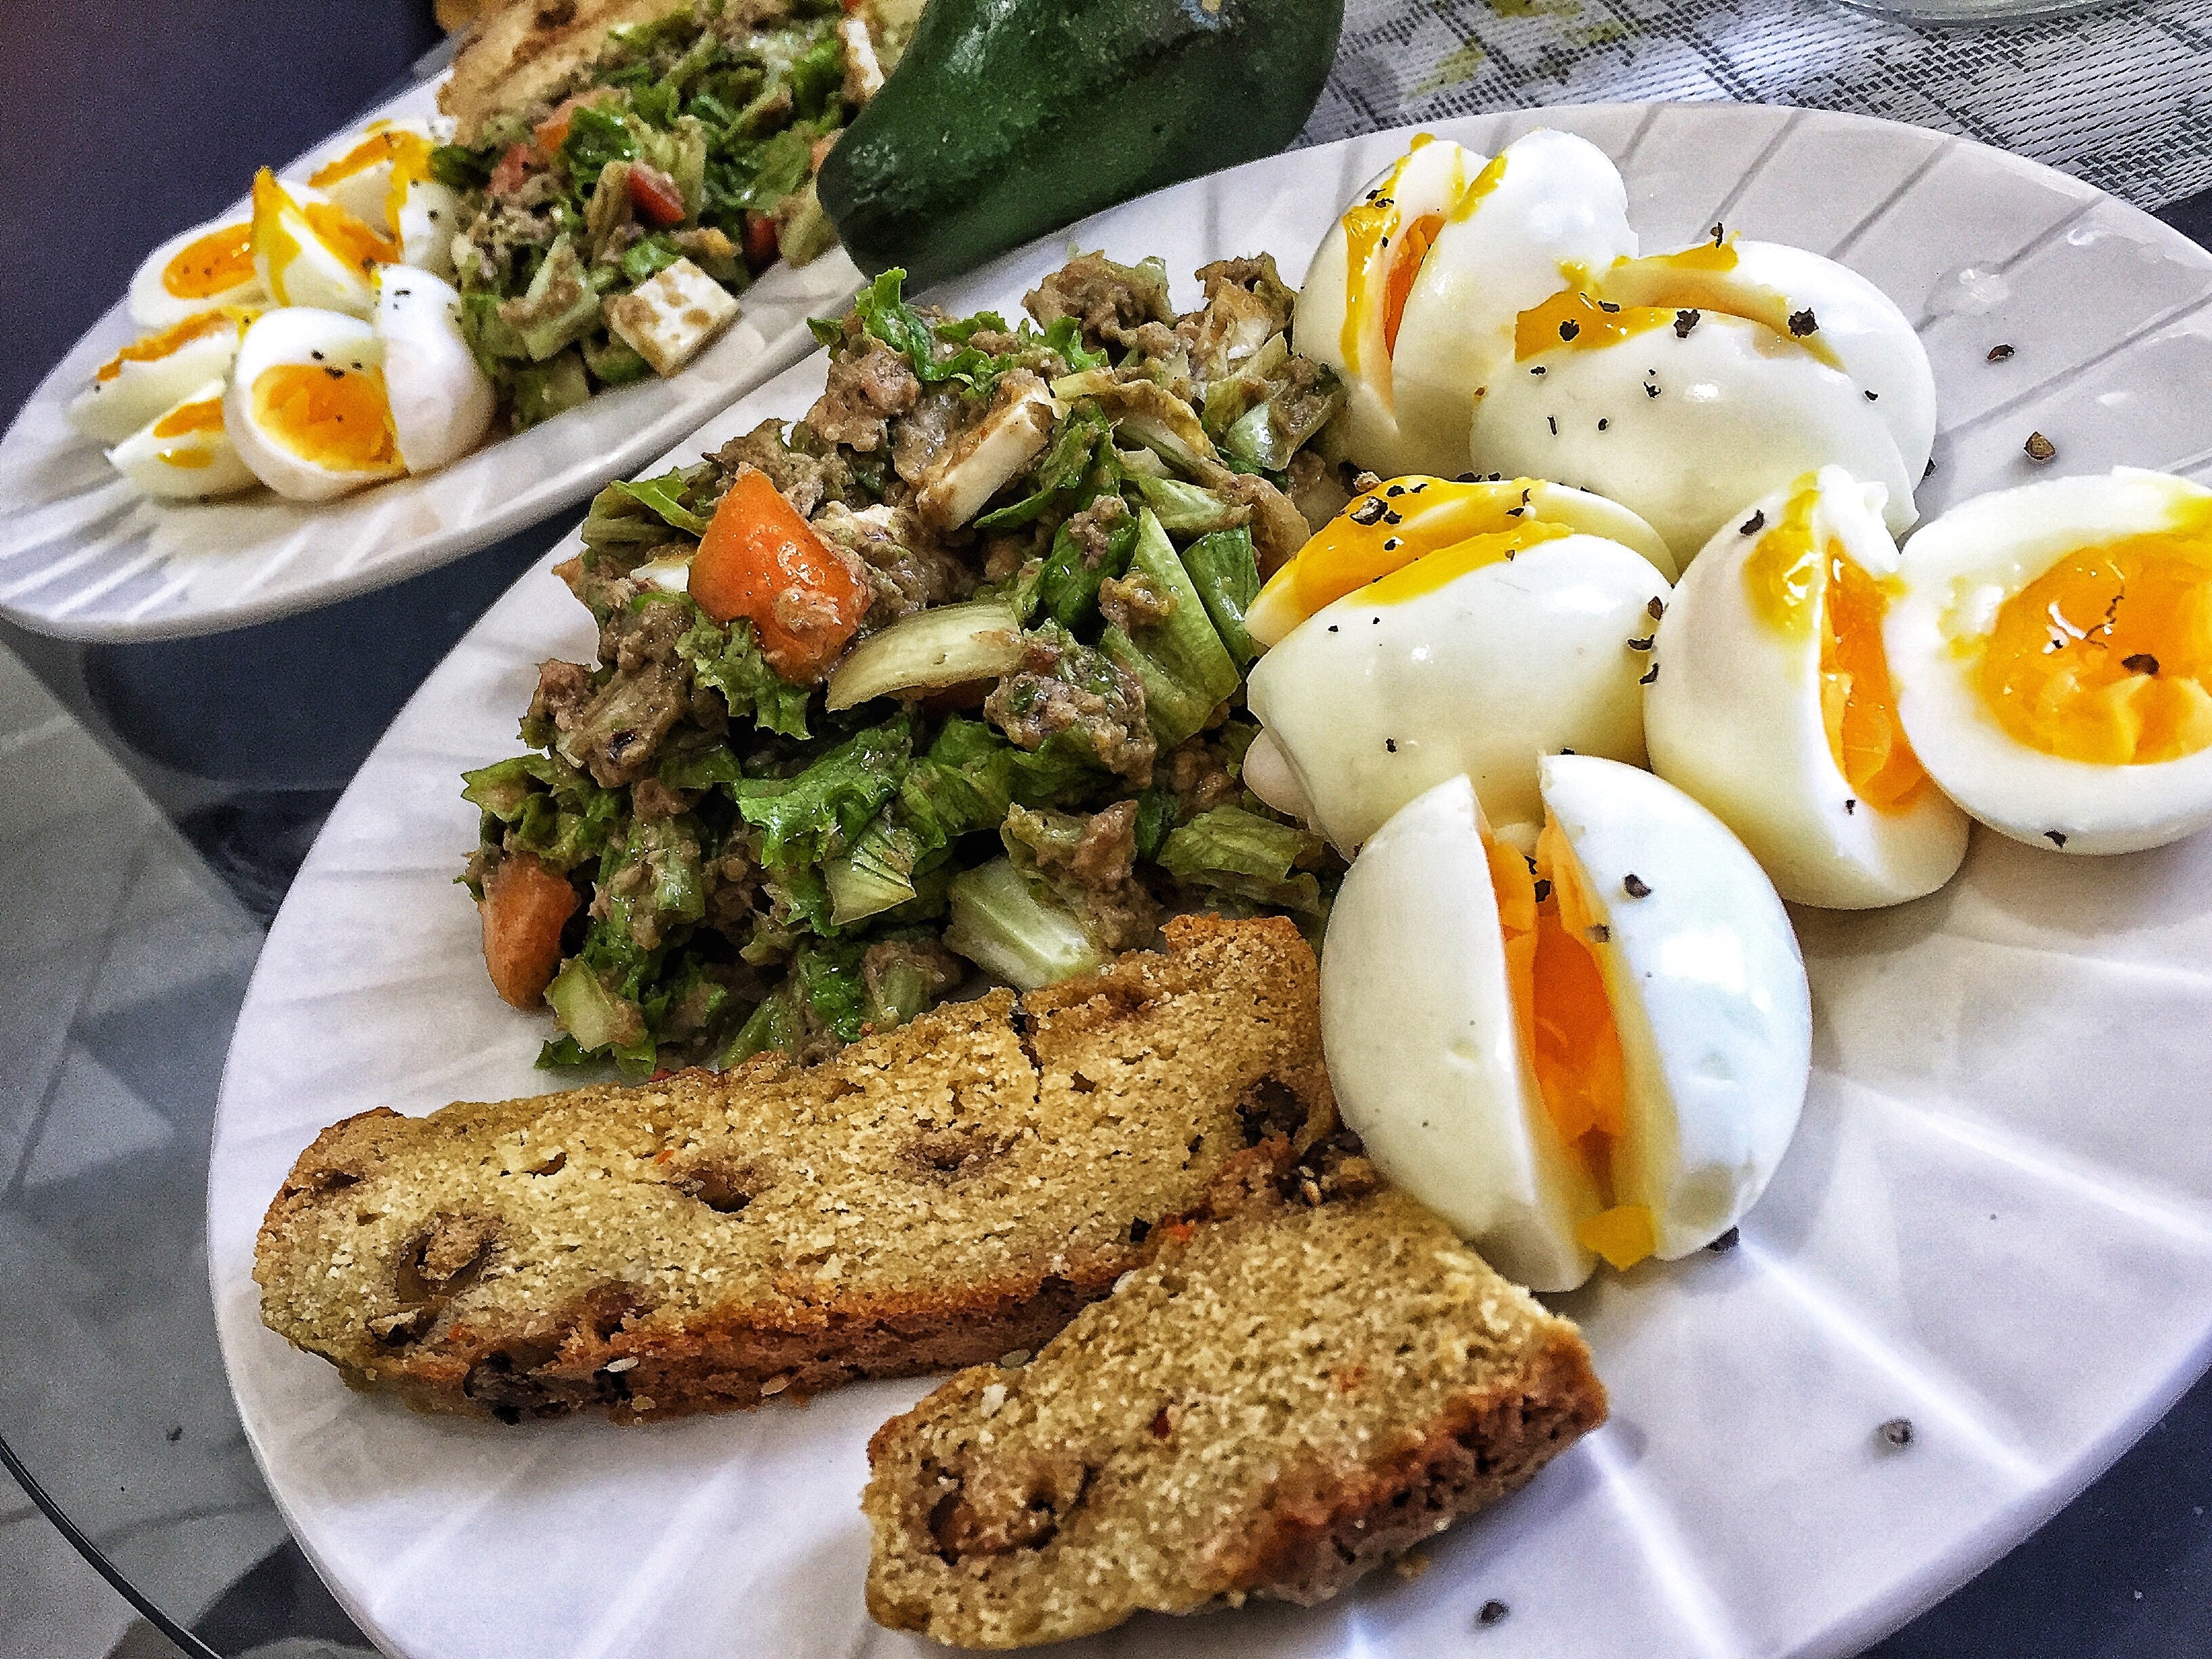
[863, 1187, 1606, 1647]
[254, 916, 1332, 1422]
[441, 0, 688, 144]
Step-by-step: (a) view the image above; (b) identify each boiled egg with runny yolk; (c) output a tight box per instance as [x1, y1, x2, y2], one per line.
[224, 308, 403, 501]
[1471, 295, 1917, 564]
[251, 170, 394, 319]
[1242, 476, 1675, 851]
[1885, 469, 2212, 855]
[1292, 136, 1483, 478]
[374, 267, 495, 474]
[1591, 238, 1936, 483]
[104, 379, 256, 500]
[1297, 129, 1637, 478]
[127, 214, 267, 329]
[68, 309, 253, 446]
[307, 122, 461, 280]
[1321, 762, 1811, 1291]
[1645, 467, 1969, 907]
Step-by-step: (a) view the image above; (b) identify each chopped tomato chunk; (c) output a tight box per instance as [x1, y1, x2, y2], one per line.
[487, 142, 535, 199]
[627, 161, 689, 228]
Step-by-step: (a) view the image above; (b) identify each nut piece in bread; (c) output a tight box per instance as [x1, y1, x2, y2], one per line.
[255, 916, 1333, 1422]
[862, 1187, 1607, 1647]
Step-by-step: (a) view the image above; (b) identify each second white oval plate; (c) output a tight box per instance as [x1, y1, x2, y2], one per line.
[211, 102, 2212, 1659]
[0, 76, 861, 643]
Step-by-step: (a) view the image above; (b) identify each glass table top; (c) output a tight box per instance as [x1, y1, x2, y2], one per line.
[4, 1, 2211, 1655]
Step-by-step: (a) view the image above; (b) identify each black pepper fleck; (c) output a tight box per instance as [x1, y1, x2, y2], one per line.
[1479, 1600, 1510, 1628]
[1349, 497, 1387, 526]
[1864, 389, 1879, 401]
[1385, 738, 1397, 753]
[1648, 596, 1665, 621]
[165, 1425, 183, 1442]
[1597, 299, 1621, 313]
[1639, 662, 1659, 684]
[1788, 308, 1818, 336]
[1845, 798, 1858, 815]
[1383, 537, 1402, 552]
[310, 350, 324, 361]
[1597, 417, 1610, 431]
[2046, 830, 2068, 847]
[1740, 510, 1767, 535]
[1674, 307, 1701, 337]
[1559, 319, 1581, 342]
[1586, 924, 1610, 943]
[1532, 879, 1553, 902]
[1456, 472, 1481, 483]
[1328, 624, 1339, 633]
[1531, 365, 1547, 376]
[1548, 415, 1558, 434]
[1629, 634, 1654, 651]
[1383, 510, 1404, 525]
[1987, 343, 2015, 363]
[1645, 382, 1660, 398]
[1623, 874, 1651, 898]
[1879, 1417, 1914, 1449]
[2125, 653, 2160, 675]
[1710, 221, 1725, 244]
[1386, 484, 1405, 497]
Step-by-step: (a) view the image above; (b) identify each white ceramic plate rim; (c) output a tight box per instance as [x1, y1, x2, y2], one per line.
[211, 100, 2212, 1659]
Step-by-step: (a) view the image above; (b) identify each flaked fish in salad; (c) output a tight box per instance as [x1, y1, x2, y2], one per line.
[462, 250, 1353, 1073]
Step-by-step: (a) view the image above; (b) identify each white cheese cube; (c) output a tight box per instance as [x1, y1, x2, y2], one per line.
[604, 258, 740, 377]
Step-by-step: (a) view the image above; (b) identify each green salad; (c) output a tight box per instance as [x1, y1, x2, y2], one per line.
[429, 0, 906, 428]
[462, 250, 1353, 1074]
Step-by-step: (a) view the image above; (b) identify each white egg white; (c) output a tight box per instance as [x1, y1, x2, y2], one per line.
[1318, 774, 1601, 1291]
[127, 214, 267, 329]
[396, 178, 463, 279]
[1886, 468, 2212, 855]
[374, 267, 494, 474]
[1595, 240, 1936, 480]
[251, 172, 381, 319]
[1319, 761, 1811, 1288]
[1245, 529, 1673, 850]
[1244, 474, 1675, 651]
[1471, 309, 1917, 565]
[1536, 755, 1811, 1260]
[104, 379, 257, 500]
[68, 312, 250, 446]
[224, 307, 402, 501]
[1292, 138, 1483, 478]
[1389, 129, 1637, 477]
[1645, 466, 1969, 907]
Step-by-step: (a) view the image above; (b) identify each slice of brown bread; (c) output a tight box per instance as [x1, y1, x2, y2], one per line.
[254, 916, 1332, 1422]
[440, 0, 685, 145]
[862, 1187, 1607, 1647]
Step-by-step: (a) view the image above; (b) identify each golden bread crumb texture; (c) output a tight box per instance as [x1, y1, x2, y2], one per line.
[253, 917, 1334, 1422]
[861, 1188, 1608, 1649]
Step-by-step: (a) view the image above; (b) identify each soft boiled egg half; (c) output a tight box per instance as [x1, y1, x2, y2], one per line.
[305, 121, 462, 281]
[1885, 468, 2212, 855]
[1242, 475, 1675, 851]
[104, 378, 256, 500]
[127, 214, 266, 329]
[249, 169, 397, 319]
[1645, 466, 1969, 907]
[1324, 762, 1811, 1291]
[1471, 234, 1925, 563]
[224, 268, 491, 501]
[1294, 129, 1637, 479]
[68, 309, 254, 446]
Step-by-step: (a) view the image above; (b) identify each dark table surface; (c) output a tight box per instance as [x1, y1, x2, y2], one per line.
[2, 2, 2209, 1655]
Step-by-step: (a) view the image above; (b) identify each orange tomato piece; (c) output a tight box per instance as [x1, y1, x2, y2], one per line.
[479, 851, 579, 1009]
[533, 92, 606, 161]
[626, 161, 688, 228]
[689, 466, 870, 682]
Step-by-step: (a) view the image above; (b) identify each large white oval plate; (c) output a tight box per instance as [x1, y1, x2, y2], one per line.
[0, 75, 861, 643]
[211, 103, 2212, 1659]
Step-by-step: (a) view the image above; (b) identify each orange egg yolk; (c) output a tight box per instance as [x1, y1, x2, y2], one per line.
[1589, 239, 1845, 371]
[1488, 823, 1656, 1272]
[161, 222, 255, 300]
[1263, 475, 1569, 623]
[1513, 289, 1676, 361]
[1975, 515, 2212, 766]
[249, 364, 398, 472]
[151, 397, 224, 440]
[96, 311, 242, 382]
[1744, 480, 1928, 813]
[1381, 213, 1443, 356]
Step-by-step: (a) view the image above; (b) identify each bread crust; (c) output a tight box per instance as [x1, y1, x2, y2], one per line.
[440, 0, 693, 145]
[859, 1188, 1606, 1647]
[255, 918, 1332, 1423]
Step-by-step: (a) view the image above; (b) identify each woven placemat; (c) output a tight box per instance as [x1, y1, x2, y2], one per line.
[1307, 0, 2212, 210]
